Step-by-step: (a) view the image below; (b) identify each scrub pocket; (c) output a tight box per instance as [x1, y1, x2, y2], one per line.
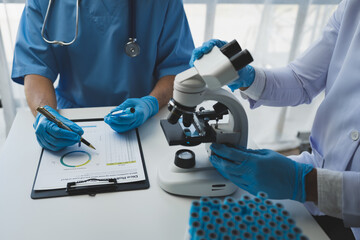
[83, 1, 122, 33]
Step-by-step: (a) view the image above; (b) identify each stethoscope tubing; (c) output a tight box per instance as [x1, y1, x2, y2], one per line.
[125, 0, 140, 57]
[41, 0, 80, 46]
[129, 0, 136, 40]
[40, 0, 140, 57]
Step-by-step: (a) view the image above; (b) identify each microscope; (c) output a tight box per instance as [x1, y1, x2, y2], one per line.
[157, 40, 253, 197]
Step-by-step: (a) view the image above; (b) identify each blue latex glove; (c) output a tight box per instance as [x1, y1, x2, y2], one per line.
[189, 39, 228, 67]
[227, 65, 255, 91]
[33, 105, 84, 151]
[104, 96, 159, 133]
[209, 144, 313, 202]
[189, 39, 255, 90]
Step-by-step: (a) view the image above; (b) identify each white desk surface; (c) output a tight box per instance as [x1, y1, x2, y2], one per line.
[0, 107, 329, 240]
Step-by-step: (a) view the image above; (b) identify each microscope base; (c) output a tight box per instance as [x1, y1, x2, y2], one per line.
[157, 148, 238, 197]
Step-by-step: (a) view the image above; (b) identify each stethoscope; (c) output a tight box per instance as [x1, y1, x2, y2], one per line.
[41, 0, 140, 57]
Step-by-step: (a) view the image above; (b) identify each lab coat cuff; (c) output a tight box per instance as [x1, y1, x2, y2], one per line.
[241, 67, 266, 101]
[317, 168, 343, 219]
[343, 171, 360, 227]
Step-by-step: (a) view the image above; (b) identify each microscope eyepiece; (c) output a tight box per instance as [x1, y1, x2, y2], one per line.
[229, 49, 253, 71]
[219, 39, 253, 71]
[220, 40, 242, 59]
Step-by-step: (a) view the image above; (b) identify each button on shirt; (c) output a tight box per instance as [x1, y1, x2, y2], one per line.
[351, 131, 359, 141]
[11, 0, 194, 108]
[242, 0, 360, 237]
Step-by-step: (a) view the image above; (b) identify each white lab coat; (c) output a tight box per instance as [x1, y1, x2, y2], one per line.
[243, 0, 360, 237]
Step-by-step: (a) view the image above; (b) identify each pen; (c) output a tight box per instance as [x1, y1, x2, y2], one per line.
[111, 107, 135, 116]
[36, 106, 96, 150]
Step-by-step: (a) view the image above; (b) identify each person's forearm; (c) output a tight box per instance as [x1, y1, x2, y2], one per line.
[149, 75, 175, 108]
[24, 74, 57, 116]
[306, 168, 318, 203]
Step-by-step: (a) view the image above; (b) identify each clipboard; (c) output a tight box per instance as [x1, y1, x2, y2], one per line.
[31, 118, 149, 199]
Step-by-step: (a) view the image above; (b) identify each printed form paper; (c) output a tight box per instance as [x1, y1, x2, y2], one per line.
[34, 121, 145, 190]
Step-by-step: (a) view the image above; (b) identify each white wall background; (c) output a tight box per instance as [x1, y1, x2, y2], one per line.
[0, 0, 340, 150]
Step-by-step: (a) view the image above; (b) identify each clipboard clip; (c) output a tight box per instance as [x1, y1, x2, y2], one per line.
[66, 178, 118, 196]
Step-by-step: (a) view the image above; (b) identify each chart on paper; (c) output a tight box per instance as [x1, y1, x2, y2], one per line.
[34, 121, 145, 190]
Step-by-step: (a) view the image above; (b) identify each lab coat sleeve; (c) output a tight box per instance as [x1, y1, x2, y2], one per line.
[317, 169, 360, 227]
[154, 0, 194, 80]
[247, 0, 347, 109]
[317, 168, 343, 219]
[294, 158, 360, 228]
[288, 151, 323, 168]
[241, 67, 266, 101]
[343, 171, 360, 227]
[11, 0, 59, 84]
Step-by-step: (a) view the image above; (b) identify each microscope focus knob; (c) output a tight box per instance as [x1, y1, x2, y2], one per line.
[174, 149, 195, 169]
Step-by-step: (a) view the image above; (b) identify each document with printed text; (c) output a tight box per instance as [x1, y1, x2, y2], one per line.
[34, 121, 145, 190]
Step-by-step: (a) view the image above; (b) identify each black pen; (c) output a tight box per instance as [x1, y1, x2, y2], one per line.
[36, 106, 96, 150]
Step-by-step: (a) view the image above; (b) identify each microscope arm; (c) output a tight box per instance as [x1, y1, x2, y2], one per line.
[203, 88, 248, 147]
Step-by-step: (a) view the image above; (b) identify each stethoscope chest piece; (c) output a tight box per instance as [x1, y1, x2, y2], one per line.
[125, 38, 140, 57]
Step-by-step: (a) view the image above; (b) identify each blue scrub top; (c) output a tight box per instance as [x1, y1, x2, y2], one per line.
[12, 0, 194, 108]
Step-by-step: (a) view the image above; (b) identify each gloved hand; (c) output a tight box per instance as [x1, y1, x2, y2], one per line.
[209, 144, 313, 202]
[33, 105, 84, 151]
[189, 39, 256, 90]
[104, 96, 159, 133]
[189, 39, 228, 67]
